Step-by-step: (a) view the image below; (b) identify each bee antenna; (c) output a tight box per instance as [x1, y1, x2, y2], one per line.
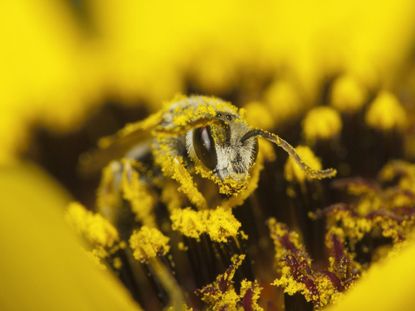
[241, 129, 337, 180]
[240, 129, 263, 143]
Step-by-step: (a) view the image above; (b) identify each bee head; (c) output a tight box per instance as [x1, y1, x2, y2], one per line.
[186, 112, 259, 192]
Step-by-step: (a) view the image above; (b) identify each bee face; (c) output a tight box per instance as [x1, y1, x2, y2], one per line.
[186, 114, 258, 182]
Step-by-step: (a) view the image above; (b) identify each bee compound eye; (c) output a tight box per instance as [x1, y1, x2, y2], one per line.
[193, 126, 217, 170]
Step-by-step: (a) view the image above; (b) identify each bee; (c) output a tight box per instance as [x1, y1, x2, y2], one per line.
[81, 95, 336, 222]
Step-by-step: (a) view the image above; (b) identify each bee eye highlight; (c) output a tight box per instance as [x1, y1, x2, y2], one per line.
[193, 126, 217, 170]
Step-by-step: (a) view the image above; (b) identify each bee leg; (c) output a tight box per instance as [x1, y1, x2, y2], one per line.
[163, 155, 208, 210]
[119, 159, 156, 227]
[153, 138, 208, 210]
[96, 160, 124, 223]
[97, 159, 156, 232]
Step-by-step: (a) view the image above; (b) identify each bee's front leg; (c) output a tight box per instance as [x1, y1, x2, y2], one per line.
[97, 159, 157, 236]
[153, 136, 208, 210]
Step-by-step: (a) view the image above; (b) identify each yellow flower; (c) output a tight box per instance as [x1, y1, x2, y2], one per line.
[2, 1, 415, 310]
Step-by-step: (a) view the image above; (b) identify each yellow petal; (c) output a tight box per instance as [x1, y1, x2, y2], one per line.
[0, 163, 141, 311]
[328, 241, 415, 311]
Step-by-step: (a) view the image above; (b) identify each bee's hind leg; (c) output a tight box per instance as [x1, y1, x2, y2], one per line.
[96, 160, 124, 223]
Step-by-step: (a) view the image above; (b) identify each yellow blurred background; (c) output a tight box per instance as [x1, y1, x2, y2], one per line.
[1, 0, 415, 164]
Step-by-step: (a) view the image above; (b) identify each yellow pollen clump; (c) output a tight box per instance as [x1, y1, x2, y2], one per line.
[330, 75, 367, 113]
[170, 207, 241, 242]
[66, 202, 119, 248]
[197, 254, 263, 310]
[207, 208, 242, 243]
[244, 101, 275, 130]
[330, 209, 372, 242]
[272, 270, 308, 299]
[193, 162, 248, 197]
[129, 226, 170, 263]
[264, 80, 303, 127]
[284, 146, 322, 183]
[365, 91, 408, 132]
[269, 218, 346, 308]
[239, 280, 263, 311]
[303, 106, 342, 143]
[170, 208, 205, 240]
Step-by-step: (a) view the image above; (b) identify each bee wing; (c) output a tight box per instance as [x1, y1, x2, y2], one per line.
[78, 111, 163, 176]
[79, 96, 234, 176]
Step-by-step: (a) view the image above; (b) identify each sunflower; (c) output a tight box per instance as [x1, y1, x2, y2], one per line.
[1, 1, 415, 310]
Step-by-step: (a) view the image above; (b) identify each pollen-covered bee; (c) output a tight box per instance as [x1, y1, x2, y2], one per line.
[81, 95, 336, 226]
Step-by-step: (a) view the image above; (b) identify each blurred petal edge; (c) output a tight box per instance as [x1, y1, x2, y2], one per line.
[0, 163, 141, 311]
[329, 237, 415, 311]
